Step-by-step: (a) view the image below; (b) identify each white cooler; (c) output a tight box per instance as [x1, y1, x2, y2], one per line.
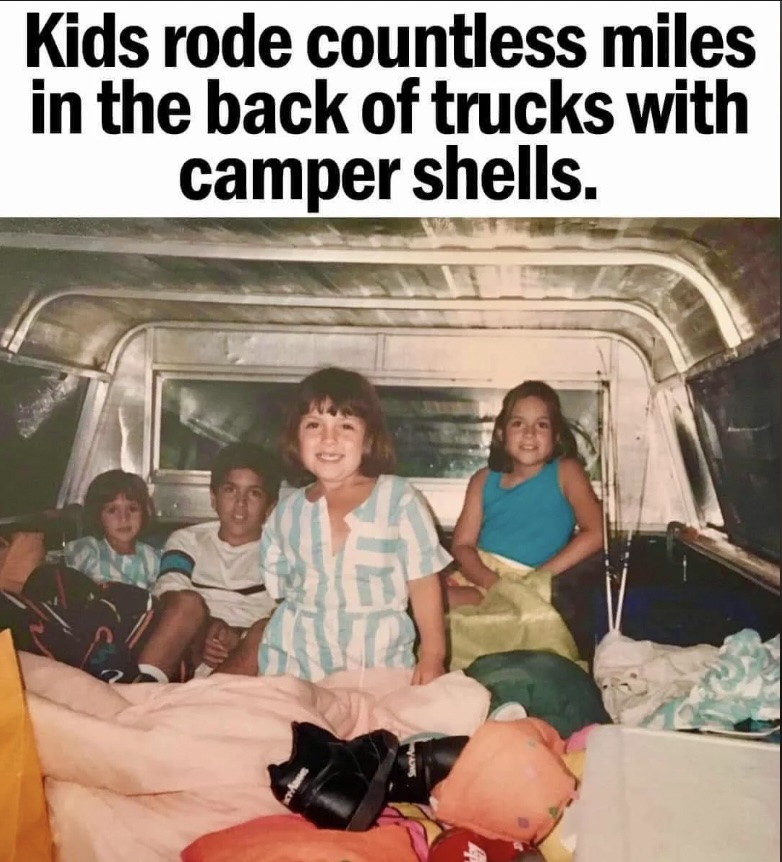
[574, 725, 780, 862]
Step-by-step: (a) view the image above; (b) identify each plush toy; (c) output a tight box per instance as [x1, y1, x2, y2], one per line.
[536, 751, 585, 862]
[429, 717, 596, 862]
[428, 827, 532, 861]
[430, 718, 577, 846]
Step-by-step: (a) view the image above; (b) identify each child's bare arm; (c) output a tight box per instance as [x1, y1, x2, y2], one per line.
[540, 458, 604, 575]
[408, 572, 447, 684]
[450, 469, 498, 590]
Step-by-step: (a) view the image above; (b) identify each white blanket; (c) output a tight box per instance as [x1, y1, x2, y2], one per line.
[592, 629, 719, 726]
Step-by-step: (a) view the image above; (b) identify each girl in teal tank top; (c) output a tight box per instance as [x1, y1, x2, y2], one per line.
[478, 459, 576, 568]
[448, 381, 604, 608]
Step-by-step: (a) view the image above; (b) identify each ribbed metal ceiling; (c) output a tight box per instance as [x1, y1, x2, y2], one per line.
[0, 217, 778, 381]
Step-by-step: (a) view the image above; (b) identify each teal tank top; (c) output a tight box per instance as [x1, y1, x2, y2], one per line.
[477, 459, 576, 569]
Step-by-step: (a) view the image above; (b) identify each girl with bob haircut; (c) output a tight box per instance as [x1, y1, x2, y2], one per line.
[448, 379, 603, 608]
[281, 366, 396, 482]
[221, 366, 452, 685]
[82, 469, 155, 537]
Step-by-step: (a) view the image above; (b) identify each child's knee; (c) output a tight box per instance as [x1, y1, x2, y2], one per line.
[447, 585, 484, 609]
[160, 589, 208, 622]
[214, 618, 268, 676]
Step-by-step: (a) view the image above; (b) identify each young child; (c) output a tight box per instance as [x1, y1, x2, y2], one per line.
[218, 367, 452, 685]
[149, 442, 281, 679]
[1, 470, 165, 683]
[64, 469, 161, 589]
[448, 380, 603, 608]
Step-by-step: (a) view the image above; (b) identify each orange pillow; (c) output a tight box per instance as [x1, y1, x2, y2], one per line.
[180, 813, 419, 862]
[430, 718, 577, 846]
[0, 532, 45, 594]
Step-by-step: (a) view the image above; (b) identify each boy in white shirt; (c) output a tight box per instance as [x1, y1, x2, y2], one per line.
[135, 443, 282, 681]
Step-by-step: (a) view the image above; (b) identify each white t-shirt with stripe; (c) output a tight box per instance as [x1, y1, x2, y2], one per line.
[152, 521, 275, 629]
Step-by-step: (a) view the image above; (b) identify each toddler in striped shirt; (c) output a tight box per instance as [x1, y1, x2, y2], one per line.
[65, 470, 160, 589]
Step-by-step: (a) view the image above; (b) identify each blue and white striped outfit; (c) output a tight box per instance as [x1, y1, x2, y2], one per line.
[64, 536, 161, 590]
[258, 474, 452, 682]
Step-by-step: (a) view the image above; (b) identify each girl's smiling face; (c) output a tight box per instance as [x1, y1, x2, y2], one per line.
[297, 401, 368, 486]
[100, 493, 144, 554]
[501, 395, 556, 474]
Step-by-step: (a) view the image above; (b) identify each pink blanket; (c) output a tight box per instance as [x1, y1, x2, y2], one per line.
[18, 653, 490, 862]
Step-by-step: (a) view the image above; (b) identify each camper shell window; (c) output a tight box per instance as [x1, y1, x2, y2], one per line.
[689, 340, 780, 564]
[157, 376, 601, 481]
[0, 365, 88, 518]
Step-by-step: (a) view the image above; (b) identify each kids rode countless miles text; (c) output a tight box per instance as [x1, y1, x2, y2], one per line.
[25, 11, 757, 211]
[25, 12, 756, 69]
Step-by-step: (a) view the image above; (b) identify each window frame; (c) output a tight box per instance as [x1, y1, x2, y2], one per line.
[149, 368, 605, 528]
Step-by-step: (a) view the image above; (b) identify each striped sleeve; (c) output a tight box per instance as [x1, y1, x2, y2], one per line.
[140, 543, 162, 590]
[152, 531, 197, 596]
[259, 501, 291, 600]
[398, 483, 453, 581]
[64, 537, 100, 580]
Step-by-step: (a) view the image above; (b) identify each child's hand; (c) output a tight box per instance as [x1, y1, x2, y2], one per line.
[203, 618, 240, 667]
[411, 654, 446, 685]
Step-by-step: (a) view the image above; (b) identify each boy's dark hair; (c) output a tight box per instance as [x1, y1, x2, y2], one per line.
[488, 380, 580, 473]
[83, 470, 154, 536]
[209, 442, 283, 500]
[281, 367, 396, 480]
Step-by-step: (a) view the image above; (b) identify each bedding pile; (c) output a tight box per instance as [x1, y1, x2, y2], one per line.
[19, 651, 488, 861]
[18, 648, 603, 862]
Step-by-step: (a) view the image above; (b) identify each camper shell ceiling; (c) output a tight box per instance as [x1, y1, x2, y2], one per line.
[0, 217, 778, 379]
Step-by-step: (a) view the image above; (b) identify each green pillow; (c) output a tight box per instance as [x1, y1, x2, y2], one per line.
[464, 649, 612, 739]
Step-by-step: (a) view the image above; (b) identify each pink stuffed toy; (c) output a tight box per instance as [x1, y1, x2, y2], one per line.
[430, 718, 578, 846]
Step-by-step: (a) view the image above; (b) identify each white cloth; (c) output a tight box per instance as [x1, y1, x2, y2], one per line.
[153, 522, 275, 629]
[592, 629, 720, 726]
[643, 630, 781, 732]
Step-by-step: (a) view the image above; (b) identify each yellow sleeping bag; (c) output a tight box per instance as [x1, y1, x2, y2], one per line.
[0, 629, 53, 862]
[446, 550, 580, 671]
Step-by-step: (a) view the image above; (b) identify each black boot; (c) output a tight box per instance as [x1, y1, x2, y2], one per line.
[269, 721, 399, 832]
[387, 735, 469, 803]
